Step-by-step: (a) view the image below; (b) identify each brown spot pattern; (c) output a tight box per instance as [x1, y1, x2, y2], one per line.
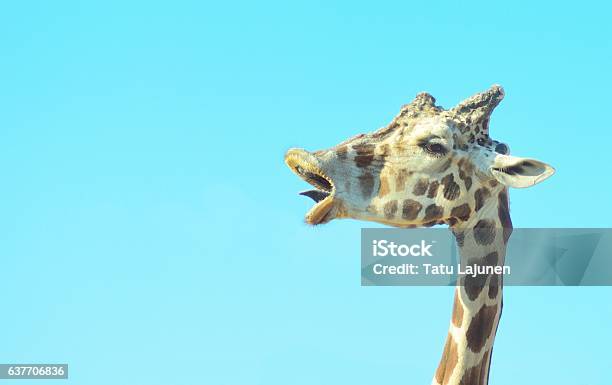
[458, 163, 472, 191]
[488, 275, 500, 299]
[474, 187, 491, 212]
[352, 143, 375, 168]
[463, 252, 499, 301]
[452, 229, 465, 247]
[462, 159, 474, 174]
[427, 181, 439, 198]
[459, 350, 491, 385]
[424, 204, 444, 221]
[378, 176, 390, 197]
[336, 145, 348, 160]
[358, 172, 375, 199]
[458, 168, 466, 181]
[355, 154, 374, 168]
[383, 200, 398, 219]
[466, 304, 497, 353]
[413, 178, 429, 195]
[450, 203, 471, 222]
[401, 199, 422, 220]
[378, 144, 390, 156]
[464, 176, 472, 191]
[395, 169, 409, 192]
[352, 143, 375, 153]
[463, 264, 488, 301]
[473, 219, 496, 245]
[498, 190, 513, 244]
[441, 174, 460, 200]
[484, 251, 498, 265]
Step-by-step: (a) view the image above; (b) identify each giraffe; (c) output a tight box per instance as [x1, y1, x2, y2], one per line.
[284, 85, 554, 385]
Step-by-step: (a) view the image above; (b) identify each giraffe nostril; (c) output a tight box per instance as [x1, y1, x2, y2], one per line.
[494, 143, 509, 154]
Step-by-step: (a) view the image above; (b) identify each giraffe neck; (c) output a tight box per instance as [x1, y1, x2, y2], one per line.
[433, 187, 511, 385]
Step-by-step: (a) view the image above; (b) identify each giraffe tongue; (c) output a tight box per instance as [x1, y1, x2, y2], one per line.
[299, 189, 330, 203]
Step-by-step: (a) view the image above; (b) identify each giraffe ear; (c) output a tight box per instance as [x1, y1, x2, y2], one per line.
[490, 155, 555, 188]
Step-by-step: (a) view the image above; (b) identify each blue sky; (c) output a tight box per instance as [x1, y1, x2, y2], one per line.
[0, 1, 610, 384]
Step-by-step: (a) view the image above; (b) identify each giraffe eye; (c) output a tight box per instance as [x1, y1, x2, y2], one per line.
[422, 142, 447, 156]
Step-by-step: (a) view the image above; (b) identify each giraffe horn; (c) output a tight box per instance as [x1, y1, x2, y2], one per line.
[398, 92, 441, 119]
[412, 92, 437, 107]
[450, 85, 505, 135]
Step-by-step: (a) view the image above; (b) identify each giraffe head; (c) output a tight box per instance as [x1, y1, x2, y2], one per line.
[285, 85, 554, 226]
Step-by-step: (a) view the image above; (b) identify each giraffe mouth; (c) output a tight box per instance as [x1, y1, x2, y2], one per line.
[285, 149, 337, 225]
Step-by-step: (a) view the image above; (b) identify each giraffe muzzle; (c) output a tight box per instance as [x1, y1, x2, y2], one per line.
[285, 148, 337, 225]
